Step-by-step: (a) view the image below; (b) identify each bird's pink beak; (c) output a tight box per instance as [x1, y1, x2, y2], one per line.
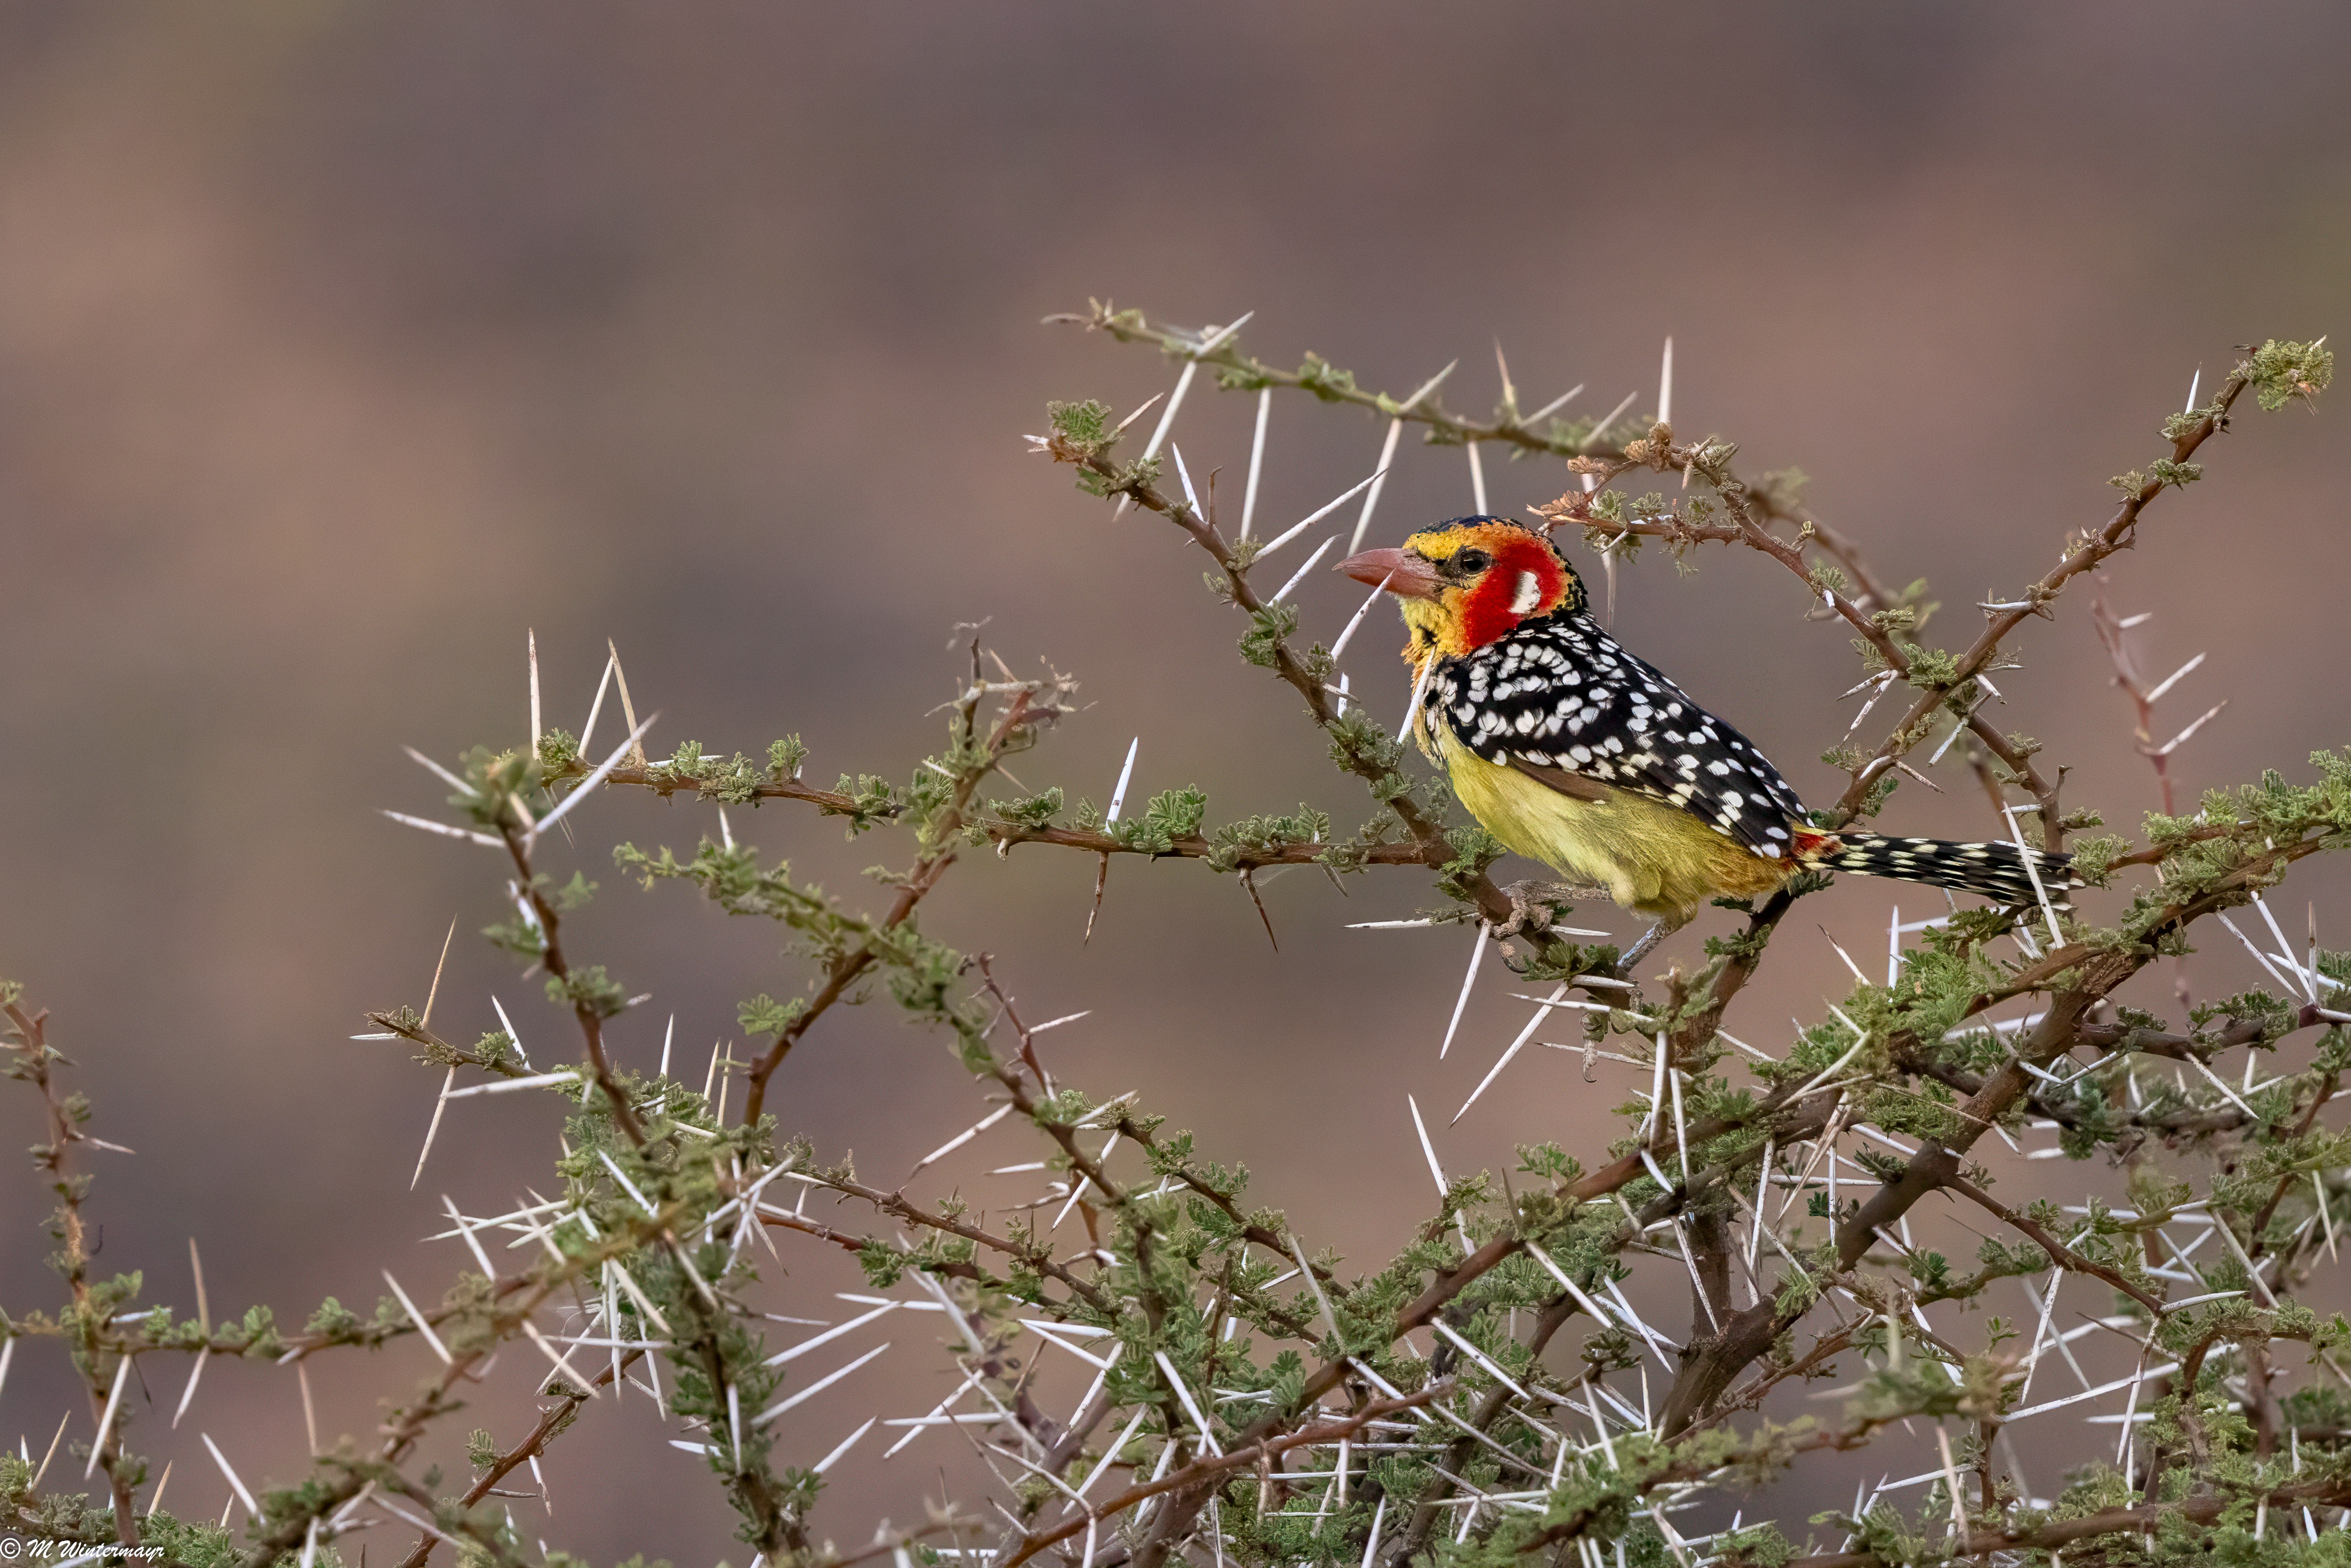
[1334, 548, 1441, 600]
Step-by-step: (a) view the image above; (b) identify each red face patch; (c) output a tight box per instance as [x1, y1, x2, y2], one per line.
[1456, 533, 1567, 650]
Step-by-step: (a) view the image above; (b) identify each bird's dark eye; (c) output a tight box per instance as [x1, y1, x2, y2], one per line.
[1451, 548, 1492, 576]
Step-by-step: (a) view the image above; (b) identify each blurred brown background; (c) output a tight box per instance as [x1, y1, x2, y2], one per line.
[2, 2, 2347, 1558]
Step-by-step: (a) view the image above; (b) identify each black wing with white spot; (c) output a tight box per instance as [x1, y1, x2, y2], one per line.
[1423, 612, 1811, 860]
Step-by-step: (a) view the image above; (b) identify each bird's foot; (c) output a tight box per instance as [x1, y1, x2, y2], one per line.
[1494, 879, 1607, 942]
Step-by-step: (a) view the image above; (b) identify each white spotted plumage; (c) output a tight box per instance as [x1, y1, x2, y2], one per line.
[1422, 607, 1810, 861]
[1364, 515, 2073, 910]
[1416, 594, 2068, 905]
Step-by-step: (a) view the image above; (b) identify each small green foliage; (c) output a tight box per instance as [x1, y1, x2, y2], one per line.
[2240, 337, 2334, 412]
[994, 786, 1065, 829]
[1047, 397, 1114, 454]
[538, 727, 582, 773]
[1515, 1142, 1583, 1186]
[1076, 453, 1162, 500]
[1117, 785, 1208, 851]
[1295, 353, 1359, 402]
[739, 993, 806, 1039]
[1240, 600, 1300, 668]
[1437, 822, 1504, 905]
[483, 906, 548, 961]
[769, 734, 809, 780]
[547, 963, 630, 1020]
[1749, 466, 1810, 515]
[1902, 646, 1961, 690]
[305, 1296, 360, 1338]
[1206, 804, 1330, 871]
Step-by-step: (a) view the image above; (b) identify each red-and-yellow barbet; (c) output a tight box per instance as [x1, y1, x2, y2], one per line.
[1336, 516, 2069, 947]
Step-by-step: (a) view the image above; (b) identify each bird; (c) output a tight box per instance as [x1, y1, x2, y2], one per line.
[1335, 515, 2069, 962]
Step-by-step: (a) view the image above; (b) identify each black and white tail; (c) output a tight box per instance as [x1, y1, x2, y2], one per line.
[1804, 830, 2073, 907]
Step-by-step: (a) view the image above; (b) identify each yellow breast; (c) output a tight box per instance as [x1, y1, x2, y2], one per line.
[1435, 727, 1786, 918]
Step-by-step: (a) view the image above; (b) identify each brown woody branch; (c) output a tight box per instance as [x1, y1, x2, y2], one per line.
[4, 1000, 140, 1546]
[1783, 1475, 2351, 1568]
[994, 1387, 1450, 1568]
[1943, 1172, 2165, 1313]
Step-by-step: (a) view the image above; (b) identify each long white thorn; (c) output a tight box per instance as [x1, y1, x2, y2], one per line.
[1106, 738, 1139, 824]
[381, 811, 502, 849]
[1289, 1234, 1340, 1342]
[1587, 388, 1640, 444]
[1669, 1066, 1690, 1182]
[2143, 651, 2206, 705]
[1398, 655, 1436, 745]
[2217, 911, 2303, 996]
[202, 1432, 261, 1518]
[578, 649, 616, 754]
[910, 1105, 1014, 1176]
[1645, 1032, 1669, 1141]
[1192, 311, 1253, 357]
[84, 1355, 132, 1479]
[2151, 699, 2227, 757]
[1271, 535, 1338, 602]
[1154, 1350, 1223, 1455]
[410, 1068, 455, 1191]
[1171, 443, 1204, 520]
[1521, 382, 1584, 426]
[1672, 1220, 1718, 1333]
[1347, 420, 1407, 554]
[1431, 1319, 1530, 1400]
[173, 1347, 209, 1428]
[1453, 984, 1570, 1125]
[442, 1195, 498, 1278]
[1439, 926, 1488, 1059]
[1401, 359, 1458, 414]
[605, 638, 647, 765]
[1110, 391, 1163, 434]
[1359, 1494, 1388, 1568]
[1241, 388, 1271, 540]
[1329, 574, 1396, 665]
[2186, 1052, 2263, 1125]
[2255, 893, 2320, 1003]
[1078, 1406, 1150, 1500]
[756, 1342, 893, 1426]
[1822, 927, 1871, 985]
[527, 712, 659, 848]
[404, 746, 478, 799]
[1138, 361, 1196, 464]
[521, 1321, 601, 1400]
[1747, 1139, 1772, 1266]
[2002, 805, 2066, 951]
[1258, 467, 1387, 560]
[1407, 1095, 1449, 1201]
[383, 1270, 453, 1363]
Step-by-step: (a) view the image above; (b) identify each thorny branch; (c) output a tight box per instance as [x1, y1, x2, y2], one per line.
[7, 317, 2345, 1568]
